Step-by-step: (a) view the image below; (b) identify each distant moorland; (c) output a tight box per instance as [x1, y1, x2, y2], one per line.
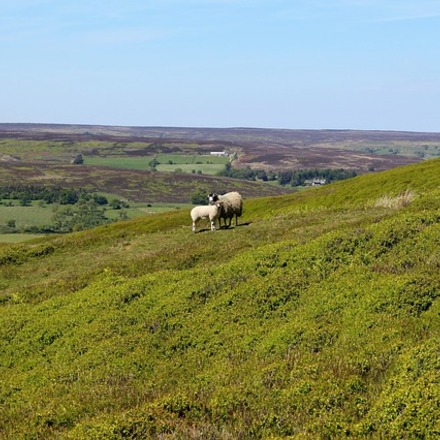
[1, 123, 439, 241]
[2, 123, 438, 172]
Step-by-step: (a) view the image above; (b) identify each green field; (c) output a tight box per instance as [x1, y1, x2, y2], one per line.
[84, 156, 151, 170]
[0, 200, 193, 242]
[0, 233, 45, 243]
[155, 163, 225, 174]
[84, 154, 229, 175]
[104, 202, 192, 220]
[0, 201, 54, 228]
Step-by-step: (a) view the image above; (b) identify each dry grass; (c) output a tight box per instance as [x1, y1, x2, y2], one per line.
[374, 190, 415, 209]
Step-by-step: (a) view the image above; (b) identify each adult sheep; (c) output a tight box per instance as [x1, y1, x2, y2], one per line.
[190, 201, 223, 232]
[208, 191, 243, 228]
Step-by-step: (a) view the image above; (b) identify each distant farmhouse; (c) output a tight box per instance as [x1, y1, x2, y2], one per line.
[210, 151, 229, 157]
[304, 178, 326, 186]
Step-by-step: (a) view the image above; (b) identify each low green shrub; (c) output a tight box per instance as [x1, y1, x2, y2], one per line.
[1, 159, 440, 438]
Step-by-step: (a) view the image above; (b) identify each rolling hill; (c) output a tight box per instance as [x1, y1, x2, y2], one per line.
[0, 158, 440, 438]
[2, 122, 437, 207]
[2, 123, 438, 173]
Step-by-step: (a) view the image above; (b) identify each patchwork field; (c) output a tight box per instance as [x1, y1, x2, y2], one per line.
[84, 154, 229, 175]
[2, 123, 438, 173]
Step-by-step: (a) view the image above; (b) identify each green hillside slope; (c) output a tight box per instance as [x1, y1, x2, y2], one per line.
[1, 159, 440, 439]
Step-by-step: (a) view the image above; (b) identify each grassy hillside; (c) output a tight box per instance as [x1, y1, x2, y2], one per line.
[1, 159, 440, 439]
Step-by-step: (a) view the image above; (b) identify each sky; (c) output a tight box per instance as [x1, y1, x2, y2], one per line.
[1, 0, 440, 132]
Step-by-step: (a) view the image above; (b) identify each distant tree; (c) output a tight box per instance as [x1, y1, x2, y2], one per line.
[71, 154, 84, 165]
[218, 162, 232, 177]
[278, 170, 292, 185]
[19, 198, 32, 206]
[191, 190, 208, 205]
[51, 200, 111, 232]
[267, 170, 277, 181]
[149, 158, 159, 169]
[91, 194, 108, 205]
[256, 170, 268, 181]
[110, 199, 129, 209]
[58, 189, 80, 205]
[218, 163, 257, 180]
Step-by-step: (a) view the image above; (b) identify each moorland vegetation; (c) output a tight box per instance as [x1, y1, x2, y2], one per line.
[0, 121, 436, 240]
[0, 130, 357, 240]
[0, 157, 440, 438]
[0, 121, 436, 239]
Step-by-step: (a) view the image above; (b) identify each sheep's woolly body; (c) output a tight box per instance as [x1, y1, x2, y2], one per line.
[208, 192, 243, 228]
[190, 202, 222, 232]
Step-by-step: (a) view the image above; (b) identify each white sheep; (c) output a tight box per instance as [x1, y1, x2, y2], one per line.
[208, 191, 243, 228]
[190, 201, 223, 232]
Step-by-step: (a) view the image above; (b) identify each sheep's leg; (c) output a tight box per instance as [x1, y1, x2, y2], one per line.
[192, 220, 196, 232]
[210, 219, 216, 231]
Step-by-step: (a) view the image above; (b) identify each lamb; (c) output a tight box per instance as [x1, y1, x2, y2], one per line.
[207, 191, 243, 228]
[190, 201, 223, 232]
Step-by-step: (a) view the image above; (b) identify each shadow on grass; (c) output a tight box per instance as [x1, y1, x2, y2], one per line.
[192, 221, 252, 233]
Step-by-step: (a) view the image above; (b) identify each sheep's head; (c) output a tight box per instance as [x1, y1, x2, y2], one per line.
[208, 193, 219, 205]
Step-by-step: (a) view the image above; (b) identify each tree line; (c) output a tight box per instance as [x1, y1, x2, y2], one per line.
[0, 185, 107, 206]
[218, 164, 357, 186]
[0, 185, 129, 234]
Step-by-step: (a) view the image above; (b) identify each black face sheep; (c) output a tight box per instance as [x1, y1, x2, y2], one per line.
[207, 191, 243, 228]
[190, 201, 223, 232]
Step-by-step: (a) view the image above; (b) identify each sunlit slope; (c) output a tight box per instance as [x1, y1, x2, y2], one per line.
[1, 159, 440, 439]
[246, 156, 440, 216]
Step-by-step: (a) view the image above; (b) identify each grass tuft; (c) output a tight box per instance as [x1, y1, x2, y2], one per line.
[374, 189, 415, 209]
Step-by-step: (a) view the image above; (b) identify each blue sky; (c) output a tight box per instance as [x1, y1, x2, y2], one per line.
[1, 0, 440, 131]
